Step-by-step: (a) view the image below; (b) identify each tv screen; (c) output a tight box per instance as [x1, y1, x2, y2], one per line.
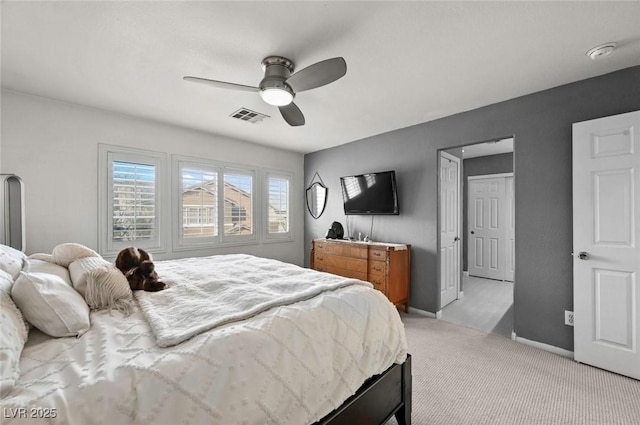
[340, 170, 399, 215]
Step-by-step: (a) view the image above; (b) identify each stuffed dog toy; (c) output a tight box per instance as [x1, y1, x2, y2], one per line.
[115, 247, 166, 292]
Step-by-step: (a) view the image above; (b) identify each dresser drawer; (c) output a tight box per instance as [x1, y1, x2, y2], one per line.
[316, 254, 368, 281]
[326, 255, 367, 273]
[314, 251, 327, 265]
[325, 266, 367, 281]
[368, 260, 387, 277]
[369, 275, 386, 293]
[368, 248, 387, 261]
[325, 243, 368, 259]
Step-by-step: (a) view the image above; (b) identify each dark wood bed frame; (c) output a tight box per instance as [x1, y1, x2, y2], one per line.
[314, 354, 412, 425]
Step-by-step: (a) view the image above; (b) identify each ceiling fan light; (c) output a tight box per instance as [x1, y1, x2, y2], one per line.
[260, 87, 293, 106]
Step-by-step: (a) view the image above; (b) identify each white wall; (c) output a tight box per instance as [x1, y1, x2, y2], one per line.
[0, 89, 305, 265]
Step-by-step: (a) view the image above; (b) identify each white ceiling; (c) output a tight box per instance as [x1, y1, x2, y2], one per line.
[2, 1, 640, 154]
[462, 138, 513, 159]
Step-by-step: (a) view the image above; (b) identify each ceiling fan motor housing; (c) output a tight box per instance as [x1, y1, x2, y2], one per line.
[259, 56, 295, 98]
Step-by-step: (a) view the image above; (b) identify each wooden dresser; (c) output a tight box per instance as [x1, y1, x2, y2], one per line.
[311, 238, 410, 312]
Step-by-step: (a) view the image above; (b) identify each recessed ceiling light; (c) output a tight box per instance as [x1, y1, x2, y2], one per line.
[586, 43, 617, 60]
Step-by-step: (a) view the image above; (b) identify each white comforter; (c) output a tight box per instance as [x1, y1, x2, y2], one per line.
[137, 254, 373, 347]
[2, 255, 408, 425]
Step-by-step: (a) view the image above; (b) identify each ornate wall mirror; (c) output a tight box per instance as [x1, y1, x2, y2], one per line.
[306, 173, 328, 219]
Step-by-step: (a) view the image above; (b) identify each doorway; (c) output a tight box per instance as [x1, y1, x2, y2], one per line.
[438, 138, 515, 338]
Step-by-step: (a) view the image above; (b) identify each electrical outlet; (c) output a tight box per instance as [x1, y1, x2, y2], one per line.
[565, 310, 574, 326]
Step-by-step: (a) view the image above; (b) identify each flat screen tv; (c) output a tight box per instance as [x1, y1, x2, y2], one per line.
[340, 170, 399, 215]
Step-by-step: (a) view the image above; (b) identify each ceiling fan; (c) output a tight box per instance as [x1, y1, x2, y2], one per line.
[183, 56, 347, 127]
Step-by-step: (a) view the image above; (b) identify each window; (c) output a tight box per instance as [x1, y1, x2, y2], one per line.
[173, 157, 256, 249]
[112, 161, 156, 241]
[101, 149, 293, 254]
[264, 170, 293, 242]
[99, 145, 166, 255]
[224, 171, 254, 237]
[181, 166, 218, 241]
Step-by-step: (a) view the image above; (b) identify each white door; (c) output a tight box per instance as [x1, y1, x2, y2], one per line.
[573, 110, 640, 380]
[440, 151, 461, 308]
[468, 174, 513, 281]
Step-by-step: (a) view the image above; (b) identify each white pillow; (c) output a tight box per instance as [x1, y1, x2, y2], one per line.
[51, 243, 100, 267]
[69, 256, 113, 297]
[0, 244, 26, 281]
[0, 269, 13, 283]
[25, 258, 73, 287]
[84, 266, 133, 313]
[11, 271, 90, 338]
[0, 273, 29, 397]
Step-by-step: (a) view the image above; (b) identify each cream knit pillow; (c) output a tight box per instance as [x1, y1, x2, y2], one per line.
[85, 266, 133, 314]
[68, 256, 113, 297]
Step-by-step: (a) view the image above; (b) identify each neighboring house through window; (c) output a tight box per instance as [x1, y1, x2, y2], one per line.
[173, 156, 257, 250]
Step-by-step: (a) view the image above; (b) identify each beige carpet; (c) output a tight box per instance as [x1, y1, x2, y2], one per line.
[387, 314, 640, 425]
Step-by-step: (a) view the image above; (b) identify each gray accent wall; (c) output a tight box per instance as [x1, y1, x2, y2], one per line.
[304, 66, 640, 351]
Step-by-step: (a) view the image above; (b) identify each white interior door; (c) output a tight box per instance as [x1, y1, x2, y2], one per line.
[440, 151, 461, 308]
[468, 174, 513, 281]
[573, 110, 640, 380]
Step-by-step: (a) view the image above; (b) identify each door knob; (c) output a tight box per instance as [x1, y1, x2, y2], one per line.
[454, 236, 460, 242]
[470, 231, 475, 235]
[577, 251, 589, 260]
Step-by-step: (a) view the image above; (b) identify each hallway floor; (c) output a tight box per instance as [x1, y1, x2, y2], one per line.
[441, 275, 514, 338]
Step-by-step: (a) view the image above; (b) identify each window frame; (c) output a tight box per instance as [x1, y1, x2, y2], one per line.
[98, 144, 167, 256]
[172, 155, 258, 251]
[263, 169, 294, 243]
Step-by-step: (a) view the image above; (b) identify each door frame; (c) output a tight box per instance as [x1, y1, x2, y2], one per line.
[436, 136, 516, 319]
[439, 151, 462, 309]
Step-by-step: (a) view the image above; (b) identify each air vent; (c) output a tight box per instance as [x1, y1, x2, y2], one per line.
[230, 108, 269, 124]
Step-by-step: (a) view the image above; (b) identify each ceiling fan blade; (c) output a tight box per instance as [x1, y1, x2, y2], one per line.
[285, 57, 347, 93]
[279, 102, 305, 126]
[183, 76, 259, 92]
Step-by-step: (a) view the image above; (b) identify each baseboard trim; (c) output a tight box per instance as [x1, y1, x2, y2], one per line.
[407, 307, 439, 318]
[512, 333, 574, 359]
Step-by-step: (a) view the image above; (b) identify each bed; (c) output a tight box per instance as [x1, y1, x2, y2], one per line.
[0, 244, 411, 425]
